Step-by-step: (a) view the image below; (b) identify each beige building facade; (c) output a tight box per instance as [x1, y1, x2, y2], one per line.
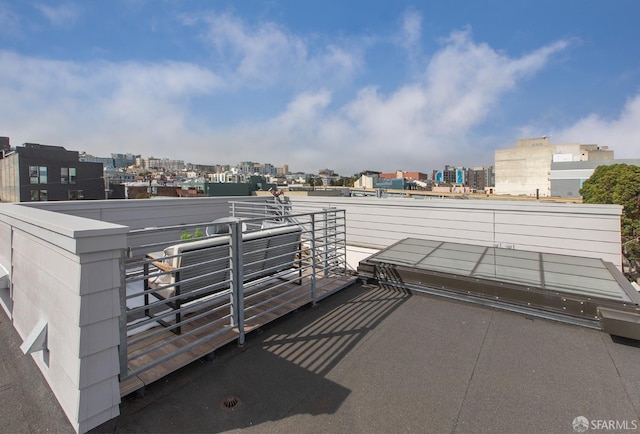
[495, 137, 613, 197]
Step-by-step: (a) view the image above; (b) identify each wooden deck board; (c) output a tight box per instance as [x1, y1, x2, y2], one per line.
[120, 273, 356, 397]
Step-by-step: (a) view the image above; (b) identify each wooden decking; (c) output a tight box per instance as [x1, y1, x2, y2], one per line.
[119, 273, 357, 397]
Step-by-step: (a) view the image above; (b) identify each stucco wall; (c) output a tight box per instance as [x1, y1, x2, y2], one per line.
[495, 146, 555, 196]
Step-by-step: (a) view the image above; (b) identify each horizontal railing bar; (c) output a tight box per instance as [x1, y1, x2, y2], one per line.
[126, 293, 232, 338]
[127, 280, 233, 316]
[121, 202, 349, 384]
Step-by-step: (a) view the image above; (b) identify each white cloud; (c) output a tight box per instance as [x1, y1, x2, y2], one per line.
[34, 3, 79, 27]
[424, 30, 568, 134]
[0, 51, 221, 153]
[405, 13, 421, 44]
[200, 29, 569, 173]
[284, 29, 569, 172]
[398, 9, 422, 54]
[0, 16, 572, 174]
[551, 94, 640, 158]
[182, 11, 363, 90]
[273, 90, 332, 131]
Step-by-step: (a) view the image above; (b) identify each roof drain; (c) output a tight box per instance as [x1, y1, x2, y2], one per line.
[221, 395, 241, 410]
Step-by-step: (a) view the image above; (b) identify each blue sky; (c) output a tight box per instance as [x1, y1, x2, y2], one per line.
[1, 1, 639, 175]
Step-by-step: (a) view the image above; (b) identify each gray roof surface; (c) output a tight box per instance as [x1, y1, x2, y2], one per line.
[3, 282, 640, 433]
[0, 311, 73, 433]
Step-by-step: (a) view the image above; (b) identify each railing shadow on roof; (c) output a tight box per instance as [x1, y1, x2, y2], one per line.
[99, 283, 411, 433]
[118, 202, 360, 396]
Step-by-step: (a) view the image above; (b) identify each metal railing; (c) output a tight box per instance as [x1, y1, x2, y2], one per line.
[230, 198, 349, 272]
[119, 203, 349, 384]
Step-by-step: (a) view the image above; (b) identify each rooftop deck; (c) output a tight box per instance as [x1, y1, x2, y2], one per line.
[4, 280, 640, 433]
[118, 203, 355, 397]
[119, 273, 356, 397]
[0, 196, 632, 433]
[101, 282, 640, 433]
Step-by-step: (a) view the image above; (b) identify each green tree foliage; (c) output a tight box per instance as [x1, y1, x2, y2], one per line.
[332, 176, 357, 187]
[306, 177, 323, 187]
[580, 164, 640, 261]
[180, 227, 205, 240]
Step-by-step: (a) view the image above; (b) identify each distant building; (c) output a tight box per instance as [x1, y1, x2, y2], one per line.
[112, 153, 139, 169]
[433, 165, 467, 185]
[80, 152, 115, 169]
[209, 170, 242, 183]
[374, 178, 406, 190]
[442, 165, 467, 185]
[206, 175, 276, 196]
[467, 166, 495, 191]
[214, 164, 231, 173]
[495, 137, 614, 197]
[134, 156, 184, 172]
[0, 143, 104, 202]
[187, 163, 217, 173]
[263, 163, 275, 176]
[104, 168, 136, 199]
[240, 161, 256, 175]
[318, 168, 338, 186]
[277, 165, 289, 176]
[355, 174, 378, 189]
[0, 137, 10, 154]
[550, 159, 640, 198]
[380, 170, 428, 181]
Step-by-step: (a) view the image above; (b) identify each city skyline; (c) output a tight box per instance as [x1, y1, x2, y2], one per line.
[1, 1, 640, 174]
[7, 137, 494, 177]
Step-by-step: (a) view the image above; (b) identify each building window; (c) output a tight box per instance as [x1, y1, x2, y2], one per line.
[61, 167, 76, 184]
[68, 190, 84, 200]
[39, 166, 47, 184]
[30, 189, 48, 201]
[29, 166, 47, 184]
[29, 166, 38, 184]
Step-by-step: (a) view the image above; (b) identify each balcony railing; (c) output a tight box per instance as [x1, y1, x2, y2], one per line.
[118, 205, 353, 394]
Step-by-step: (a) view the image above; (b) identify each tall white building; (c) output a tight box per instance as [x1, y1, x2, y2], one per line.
[494, 137, 613, 197]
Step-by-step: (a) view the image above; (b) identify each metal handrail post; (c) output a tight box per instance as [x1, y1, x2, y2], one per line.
[230, 221, 245, 346]
[118, 249, 129, 380]
[340, 210, 347, 271]
[322, 209, 330, 277]
[311, 214, 317, 302]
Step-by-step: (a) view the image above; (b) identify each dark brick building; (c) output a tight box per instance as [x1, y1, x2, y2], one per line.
[0, 143, 104, 202]
[0, 137, 10, 155]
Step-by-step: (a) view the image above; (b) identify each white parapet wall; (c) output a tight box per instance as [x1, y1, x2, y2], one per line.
[289, 196, 624, 270]
[0, 203, 129, 433]
[22, 196, 270, 259]
[24, 195, 624, 269]
[21, 196, 267, 229]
